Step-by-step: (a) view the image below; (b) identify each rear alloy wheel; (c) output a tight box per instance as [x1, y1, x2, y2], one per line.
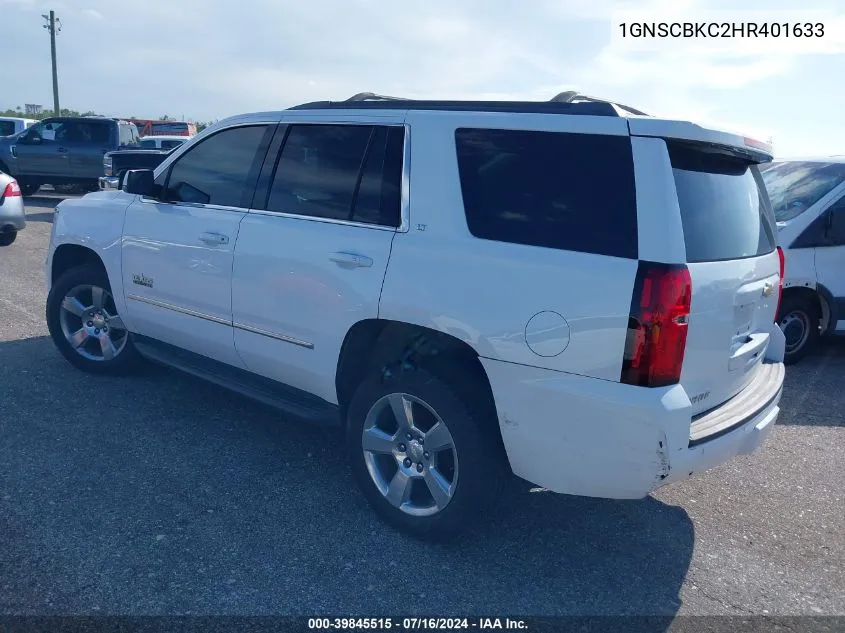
[46, 265, 141, 374]
[778, 294, 820, 365]
[346, 366, 505, 541]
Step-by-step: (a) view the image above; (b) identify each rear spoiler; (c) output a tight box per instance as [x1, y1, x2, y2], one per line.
[627, 118, 773, 164]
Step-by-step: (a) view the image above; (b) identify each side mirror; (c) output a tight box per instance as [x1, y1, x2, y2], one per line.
[123, 169, 156, 197]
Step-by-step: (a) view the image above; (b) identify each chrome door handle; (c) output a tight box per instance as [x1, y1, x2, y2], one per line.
[329, 252, 373, 268]
[199, 232, 229, 246]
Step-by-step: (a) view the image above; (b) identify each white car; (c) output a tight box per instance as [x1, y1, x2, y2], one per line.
[760, 157, 845, 364]
[45, 92, 786, 540]
[0, 116, 37, 137]
[138, 135, 190, 150]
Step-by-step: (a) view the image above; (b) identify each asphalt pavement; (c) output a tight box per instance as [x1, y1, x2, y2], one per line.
[1, 194, 843, 617]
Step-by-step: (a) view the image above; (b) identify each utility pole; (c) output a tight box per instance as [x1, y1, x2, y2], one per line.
[42, 11, 62, 115]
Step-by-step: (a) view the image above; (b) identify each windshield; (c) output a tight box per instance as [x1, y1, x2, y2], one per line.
[759, 160, 845, 222]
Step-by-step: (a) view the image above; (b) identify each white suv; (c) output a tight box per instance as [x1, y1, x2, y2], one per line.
[45, 92, 787, 540]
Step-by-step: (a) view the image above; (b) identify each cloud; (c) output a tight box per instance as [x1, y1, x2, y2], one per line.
[0, 0, 843, 155]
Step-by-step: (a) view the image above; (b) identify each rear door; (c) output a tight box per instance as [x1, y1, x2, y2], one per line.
[231, 120, 405, 403]
[63, 119, 114, 179]
[666, 140, 779, 414]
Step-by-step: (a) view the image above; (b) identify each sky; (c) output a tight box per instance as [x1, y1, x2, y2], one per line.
[2, 0, 844, 157]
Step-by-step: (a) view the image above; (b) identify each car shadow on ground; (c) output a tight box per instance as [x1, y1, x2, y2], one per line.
[0, 336, 693, 618]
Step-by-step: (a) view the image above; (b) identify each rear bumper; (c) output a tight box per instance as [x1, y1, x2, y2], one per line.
[98, 176, 119, 191]
[0, 200, 26, 231]
[481, 356, 784, 499]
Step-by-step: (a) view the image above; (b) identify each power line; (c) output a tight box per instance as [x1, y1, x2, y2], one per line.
[42, 11, 62, 115]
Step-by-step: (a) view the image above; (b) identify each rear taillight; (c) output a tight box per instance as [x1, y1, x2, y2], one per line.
[621, 261, 692, 388]
[775, 246, 785, 320]
[2, 180, 21, 198]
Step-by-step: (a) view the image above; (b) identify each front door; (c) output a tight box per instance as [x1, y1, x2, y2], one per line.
[232, 121, 406, 403]
[121, 122, 274, 368]
[12, 121, 64, 178]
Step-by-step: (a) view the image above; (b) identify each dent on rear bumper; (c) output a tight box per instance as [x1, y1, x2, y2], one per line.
[481, 358, 782, 499]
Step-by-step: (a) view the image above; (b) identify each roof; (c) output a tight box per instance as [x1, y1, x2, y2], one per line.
[40, 116, 115, 122]
[287, 91, 650, 118]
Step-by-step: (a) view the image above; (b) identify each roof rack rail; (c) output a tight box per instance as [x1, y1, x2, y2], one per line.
[345, 92, 409, 102]
[287, 93, 645, 118]
[550, 91, 649, 116]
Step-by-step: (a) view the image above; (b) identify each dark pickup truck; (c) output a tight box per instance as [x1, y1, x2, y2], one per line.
[0, 117, 140, 195]
[99, 147, 174, 191]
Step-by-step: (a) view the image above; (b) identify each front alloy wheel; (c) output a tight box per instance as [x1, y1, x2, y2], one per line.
[47, 264, 141, 374]
[58, 284, 129, 362]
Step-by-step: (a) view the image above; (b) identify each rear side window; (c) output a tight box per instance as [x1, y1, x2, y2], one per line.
[669, 142, 776, 263]
[265, 124, 404, 227]
[454, 128, 638, 259]
[0, 121, 15, 136]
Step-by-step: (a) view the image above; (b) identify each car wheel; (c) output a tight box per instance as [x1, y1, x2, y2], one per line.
[0, 231, 17, 246]
[778, 294, 820, 365]
[46, 264, 141, 374]
[20, 183, 40, 196]
[346, 365, 505, 542]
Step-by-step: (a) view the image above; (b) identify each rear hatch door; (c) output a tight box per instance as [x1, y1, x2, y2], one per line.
[631, 119, 780, 415]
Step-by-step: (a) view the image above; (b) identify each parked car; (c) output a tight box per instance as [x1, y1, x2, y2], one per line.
[760, 157, 845, 363]
[100, 147, 177, 191]
[0, 117, 140, 195]
[0, 116, 38, 137]
[0, 171, 26, 246]
[45, 92, 786, 541]
[138, 135, 189, 150]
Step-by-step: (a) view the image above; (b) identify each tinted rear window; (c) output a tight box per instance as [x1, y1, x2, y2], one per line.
[669, 142, 776, 263]
[0, 121, 15, 136]
[455, 128, 638, 259]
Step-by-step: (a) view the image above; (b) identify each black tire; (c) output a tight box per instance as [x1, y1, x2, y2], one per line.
[346, 365, 505, 542]
[46, 264, 141, 375]
[0, 231, 17, 246]
[20, 183, 40, 197]
[778, 293, 820, 365]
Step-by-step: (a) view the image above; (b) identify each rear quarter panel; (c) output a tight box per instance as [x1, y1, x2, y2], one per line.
[378, 111, 639, 381]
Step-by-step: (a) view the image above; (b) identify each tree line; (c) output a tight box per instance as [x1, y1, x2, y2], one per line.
[0, 107, 215, 132]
